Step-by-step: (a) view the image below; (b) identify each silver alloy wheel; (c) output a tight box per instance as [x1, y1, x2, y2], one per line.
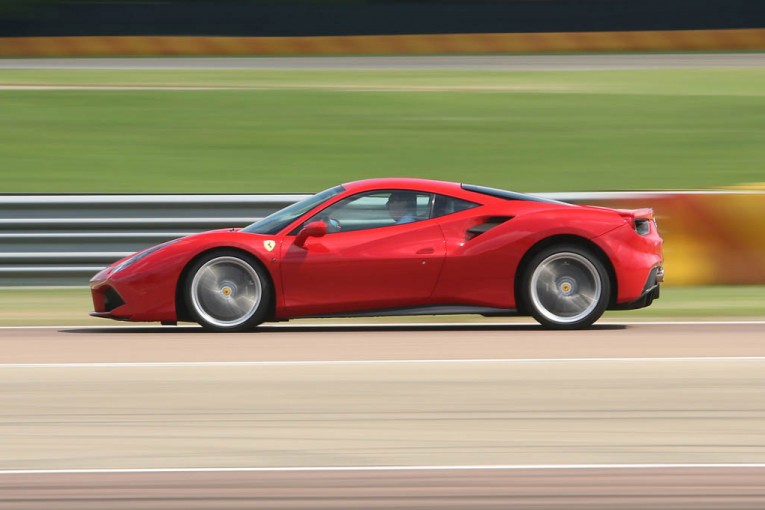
[190, 256, 262, 328]
[529, 251, 602, 325]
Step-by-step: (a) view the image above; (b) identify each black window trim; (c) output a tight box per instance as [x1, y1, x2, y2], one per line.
[460, 183, 573, 206]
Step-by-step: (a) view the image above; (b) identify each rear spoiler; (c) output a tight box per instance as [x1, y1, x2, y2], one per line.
[616, 208, 656, 235]
[615, 208, 654, 221]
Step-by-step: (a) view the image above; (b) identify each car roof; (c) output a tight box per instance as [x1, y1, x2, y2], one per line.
[341, 178, 464, 195]
[338, 178, 566, 207]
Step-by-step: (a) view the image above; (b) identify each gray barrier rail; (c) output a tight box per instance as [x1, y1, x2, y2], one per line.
[0, 194, 307, 286]
[2, 190, 755, 287]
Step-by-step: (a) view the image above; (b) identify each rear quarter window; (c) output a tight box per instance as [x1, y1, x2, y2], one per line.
[432, 194, 479, 218]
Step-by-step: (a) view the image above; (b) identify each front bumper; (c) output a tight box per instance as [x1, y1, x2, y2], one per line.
[90, 276, 133, 320]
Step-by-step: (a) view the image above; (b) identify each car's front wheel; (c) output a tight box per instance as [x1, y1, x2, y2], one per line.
[184, 250, 271, 332]
[521, 245, 610, 329]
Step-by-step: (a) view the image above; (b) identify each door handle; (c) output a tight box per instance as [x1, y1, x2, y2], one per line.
[416, 247, 435, 255]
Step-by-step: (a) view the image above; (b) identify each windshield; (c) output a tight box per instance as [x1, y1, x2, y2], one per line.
[242, 185, 345, 235]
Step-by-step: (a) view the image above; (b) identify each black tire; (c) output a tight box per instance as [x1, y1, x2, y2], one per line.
[183, 250, 271, 332]
[521, 244, 610, 330]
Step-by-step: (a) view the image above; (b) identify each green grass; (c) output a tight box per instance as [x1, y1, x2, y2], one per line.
[0, 286, 763, 327]
[606, 285, 765, 319]
[1, 68, 764, 192]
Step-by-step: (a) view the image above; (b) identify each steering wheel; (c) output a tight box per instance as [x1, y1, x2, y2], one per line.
[325, 217, 342, 232]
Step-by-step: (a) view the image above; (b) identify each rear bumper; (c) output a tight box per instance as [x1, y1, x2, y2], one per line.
[610, 266, 662, 311]
[595, 220, 663, 305]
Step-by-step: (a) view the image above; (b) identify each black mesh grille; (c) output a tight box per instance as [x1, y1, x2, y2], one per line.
[103, 286, 125, 312]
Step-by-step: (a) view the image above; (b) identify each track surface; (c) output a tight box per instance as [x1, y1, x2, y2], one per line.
[4, 467, 765, 510]
[3, 322, 765, 363]
[1, 53, 764, 70]
[2, 322, 765, 509]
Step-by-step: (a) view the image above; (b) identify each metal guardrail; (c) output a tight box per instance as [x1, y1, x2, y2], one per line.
[0, 194, 308, 286]
[2, 190, 762, 287]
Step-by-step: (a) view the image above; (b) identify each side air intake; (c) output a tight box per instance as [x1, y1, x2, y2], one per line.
[466, 216, 514, 241]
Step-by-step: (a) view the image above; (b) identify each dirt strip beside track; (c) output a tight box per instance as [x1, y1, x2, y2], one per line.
[2, 53, 764, 70]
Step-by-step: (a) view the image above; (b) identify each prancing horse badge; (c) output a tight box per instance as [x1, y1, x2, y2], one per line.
[263, 240, 276, 252]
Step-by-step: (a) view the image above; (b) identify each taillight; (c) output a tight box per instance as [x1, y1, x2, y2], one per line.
[634, 218, 651, 236]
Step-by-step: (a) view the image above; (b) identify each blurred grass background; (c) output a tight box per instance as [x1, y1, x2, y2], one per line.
[1, 68, 764, 192]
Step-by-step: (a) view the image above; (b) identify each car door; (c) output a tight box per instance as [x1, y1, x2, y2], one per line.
[279, 190, 446, 317]
[430, 194, 524, 308]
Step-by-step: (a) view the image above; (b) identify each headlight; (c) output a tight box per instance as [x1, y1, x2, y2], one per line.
[110, 239, 180, 275]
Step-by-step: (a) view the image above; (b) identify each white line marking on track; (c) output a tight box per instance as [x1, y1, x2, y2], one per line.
[2, 356, 765, 369]
[3, 464, 765, 475]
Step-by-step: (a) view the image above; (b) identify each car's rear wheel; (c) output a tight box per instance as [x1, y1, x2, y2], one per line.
[184, 250, 271, 332]
[521, 245, 610, 329]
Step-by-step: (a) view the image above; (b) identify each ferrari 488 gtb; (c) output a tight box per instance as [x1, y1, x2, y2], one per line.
[90, 178, 663, 331]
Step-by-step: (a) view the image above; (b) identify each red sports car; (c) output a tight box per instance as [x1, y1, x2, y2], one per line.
[90, 178, 663, 331]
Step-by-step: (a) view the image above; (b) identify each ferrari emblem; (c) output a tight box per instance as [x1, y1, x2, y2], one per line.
[263, 240, 276, 252]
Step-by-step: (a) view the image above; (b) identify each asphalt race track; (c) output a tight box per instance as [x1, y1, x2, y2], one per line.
[2, 321, 765, 509]
[4, 467, 765, 510]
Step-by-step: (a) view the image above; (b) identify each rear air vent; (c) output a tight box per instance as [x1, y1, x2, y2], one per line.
[466, 216, 514, 241]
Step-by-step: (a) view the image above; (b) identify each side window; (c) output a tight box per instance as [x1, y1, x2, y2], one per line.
[432, 194, 479, 218]
[302, 190, 433, 233]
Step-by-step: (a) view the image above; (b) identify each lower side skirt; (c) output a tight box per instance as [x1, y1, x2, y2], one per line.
[298, 305, 519, 319]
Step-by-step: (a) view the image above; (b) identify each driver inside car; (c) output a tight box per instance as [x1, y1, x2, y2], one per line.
[386, 191, 418, 224]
